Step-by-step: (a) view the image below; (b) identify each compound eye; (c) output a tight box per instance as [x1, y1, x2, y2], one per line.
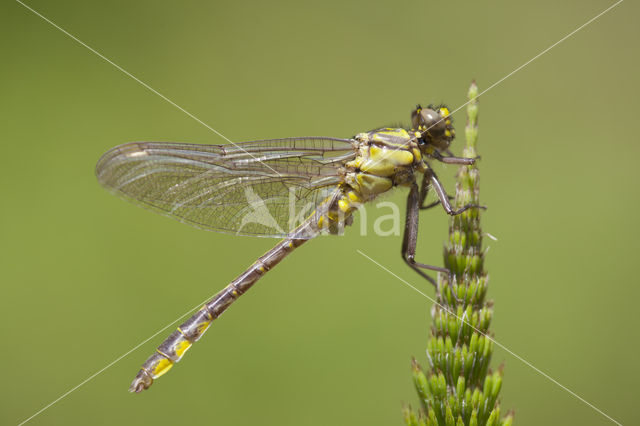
[417, 108, 446, 137]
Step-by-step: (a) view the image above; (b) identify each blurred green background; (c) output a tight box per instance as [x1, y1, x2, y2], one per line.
[2, 1, 638, 425]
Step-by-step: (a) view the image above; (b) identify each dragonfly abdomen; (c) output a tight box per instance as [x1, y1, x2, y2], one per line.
[129, 223, 314, 393]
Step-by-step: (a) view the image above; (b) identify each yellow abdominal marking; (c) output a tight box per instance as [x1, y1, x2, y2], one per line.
[153, 357, 174, 378]
[197, 321, 212, 335]
[175, 340, 192, 358]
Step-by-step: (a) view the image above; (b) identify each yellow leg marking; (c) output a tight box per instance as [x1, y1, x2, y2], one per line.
[152, 357, 174, 378]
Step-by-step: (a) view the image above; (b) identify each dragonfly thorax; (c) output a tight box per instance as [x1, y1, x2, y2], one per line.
[313, 128, 425, 235]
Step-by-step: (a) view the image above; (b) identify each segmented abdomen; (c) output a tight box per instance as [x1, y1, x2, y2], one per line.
[129, 222, 313, 392]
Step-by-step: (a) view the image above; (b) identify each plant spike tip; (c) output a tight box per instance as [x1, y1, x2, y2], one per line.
[403, 82, 513, 426]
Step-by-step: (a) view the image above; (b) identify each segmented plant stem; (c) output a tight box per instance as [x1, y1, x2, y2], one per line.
[403, 82, 514, 426]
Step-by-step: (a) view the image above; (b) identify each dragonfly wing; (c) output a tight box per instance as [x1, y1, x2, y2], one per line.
[95, 138, 355, 237]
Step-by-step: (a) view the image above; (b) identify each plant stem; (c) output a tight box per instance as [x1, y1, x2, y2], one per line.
[403, 82, 513, 426]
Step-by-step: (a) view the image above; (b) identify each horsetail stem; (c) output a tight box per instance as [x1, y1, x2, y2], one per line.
[403, 82, 514, 426]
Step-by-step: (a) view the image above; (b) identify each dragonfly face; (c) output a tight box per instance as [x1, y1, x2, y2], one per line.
[411, 105, 455, 151]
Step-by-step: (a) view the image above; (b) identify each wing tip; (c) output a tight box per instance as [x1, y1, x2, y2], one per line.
[95, 142, 150, 183]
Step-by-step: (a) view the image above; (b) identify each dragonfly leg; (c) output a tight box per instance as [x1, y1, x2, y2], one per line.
[428, 168, 485, 215]
[402, 182, 449, 287]
[432, 150, 478, 165]
[418, 172, 453, 211]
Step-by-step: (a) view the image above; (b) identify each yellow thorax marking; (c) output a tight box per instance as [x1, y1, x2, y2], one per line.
[355, 173, 393, 195]
[412, 147, 422, 163]
[369, 128, 412, 148]
[338, 198, 350, 213]
[347, 190, 362, 203]
[360, 145, 414, 176]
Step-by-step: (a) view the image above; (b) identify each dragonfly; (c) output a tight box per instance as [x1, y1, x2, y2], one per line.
[96, 105, 480, 393]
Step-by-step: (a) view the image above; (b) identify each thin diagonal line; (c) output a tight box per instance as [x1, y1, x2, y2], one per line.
[13, 1, 625, 425]
[15, 0, 282, 177]
[367, 0, 624, 173]
[435, 0, 624, 128]
[356, 250, 622, 426]
[16, 297, 212, 426]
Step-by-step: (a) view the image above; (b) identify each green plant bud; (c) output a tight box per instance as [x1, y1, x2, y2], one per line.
[445, 406, 456, 426]
[469, 410, 478, 426]
[485, 408, 499, 426]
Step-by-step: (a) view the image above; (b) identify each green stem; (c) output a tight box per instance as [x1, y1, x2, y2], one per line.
[403, 82, 514, 426]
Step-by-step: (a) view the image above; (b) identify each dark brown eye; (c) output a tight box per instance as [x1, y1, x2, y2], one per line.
[411, 105, 454, 150]
[420, 108, 446, 137]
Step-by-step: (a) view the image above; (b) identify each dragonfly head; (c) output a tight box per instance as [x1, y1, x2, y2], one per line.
[412, 105, 455, 151]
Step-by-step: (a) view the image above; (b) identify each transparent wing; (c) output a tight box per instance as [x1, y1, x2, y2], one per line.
[95, 137, 356, 238]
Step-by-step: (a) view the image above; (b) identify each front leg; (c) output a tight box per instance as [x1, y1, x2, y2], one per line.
[428, 167, 485, 216]
[418, 171, 453, 210]
[402, 182, 450, 287]
[431, 149, 478, 165]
